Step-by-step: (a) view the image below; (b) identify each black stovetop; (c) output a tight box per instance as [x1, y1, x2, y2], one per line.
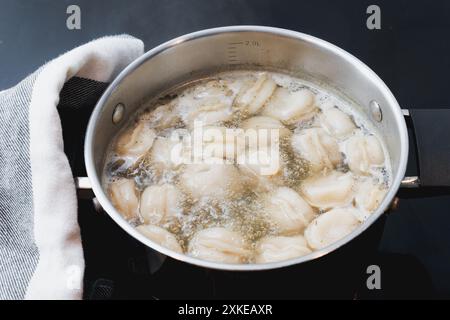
[1, 0, 450, 299]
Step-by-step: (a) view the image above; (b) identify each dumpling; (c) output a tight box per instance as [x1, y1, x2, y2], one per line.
[235, 73, 277, 115]
[109, 178, 139, 220]
[240, 120, 284, 157]
[255, 235, 312, 263]
[344, 134, 384, 174]
[188, 227, 250, 263]
[179, 161, 243, 199]
[136, 224, 182, 253]
[138, 102, 181, 130]
[115, 122, 156, 160]
[238, 119, 288, 180]
[140, 184, 182, 225]
[241, 116, 291, 138]
[196, 126, 245, 161]
[263, 187, 314, 235]
[262, 87, 316, 124]
[237, 146, 284, 188]
[149, 136, 184, 170]
[300, 171, 354, 209]
[183, 103, 232, 130]
[305, 207, 361, 250]
[354, 178, 387, 217]
[291, 128, 342, 172]
[179, 80, 234, 129]
[320, 107, 356, 138]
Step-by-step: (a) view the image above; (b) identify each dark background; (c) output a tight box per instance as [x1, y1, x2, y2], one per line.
[1, 0, 450, 299]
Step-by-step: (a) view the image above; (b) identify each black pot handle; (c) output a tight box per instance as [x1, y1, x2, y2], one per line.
[399, 109, 450, 197]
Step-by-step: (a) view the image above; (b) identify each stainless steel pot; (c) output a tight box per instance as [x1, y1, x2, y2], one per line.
[83, 26, 428, 271]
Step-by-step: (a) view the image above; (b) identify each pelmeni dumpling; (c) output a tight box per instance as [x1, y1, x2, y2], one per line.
[115, 122, 156, 160]
[237, 146, 284, 188]
[140, 183, 182, 225]
[300, 171, 354, 209]
[354, 179, 387, 216]
[235, 73, 277, 114]
[183, 103, 233, 129]
[149, 136, 184, 170]
[305, 207, 361, 250]
[179, 161, 243, 199]
[291, 128, 342, 172]
[320, 107, 356, 139]
[262, 87, 316, 124]
[241, 116, 291, 138]
[240, 120, 284, 155]
[109, 178, 139, 220]
[344, 134, 385, 174]
[188, 227, 250, 263]
[136, 224, 182, 253]
[196, 126, 245, 161]
[179, 80, 234, 129]
[263, 187, 314, 234]
[139, 102, 181, 131]
[255, 235, 312, 263]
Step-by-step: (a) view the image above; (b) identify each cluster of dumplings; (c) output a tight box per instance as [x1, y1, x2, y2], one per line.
[104, 71, 390, 264]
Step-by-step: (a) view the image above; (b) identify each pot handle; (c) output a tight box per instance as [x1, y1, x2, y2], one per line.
[399, 108, 450, 196]
[75, 177, 94, 199]
[75, 177, 105, 212]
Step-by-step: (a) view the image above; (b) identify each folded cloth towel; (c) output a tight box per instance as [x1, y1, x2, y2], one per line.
[0, 35, 144, 299]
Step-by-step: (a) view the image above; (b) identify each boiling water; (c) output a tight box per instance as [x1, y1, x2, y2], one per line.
[103, 71, 391, 263]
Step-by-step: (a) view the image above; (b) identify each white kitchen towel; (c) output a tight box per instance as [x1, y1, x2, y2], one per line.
[0, 35, 144, 300]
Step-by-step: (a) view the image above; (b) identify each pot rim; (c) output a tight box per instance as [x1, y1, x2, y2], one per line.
[84, 25, 408, 271]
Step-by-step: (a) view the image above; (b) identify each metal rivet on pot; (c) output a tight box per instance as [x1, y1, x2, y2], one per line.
[112, 103, 125, 124]
[370, 100, 382, 122]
